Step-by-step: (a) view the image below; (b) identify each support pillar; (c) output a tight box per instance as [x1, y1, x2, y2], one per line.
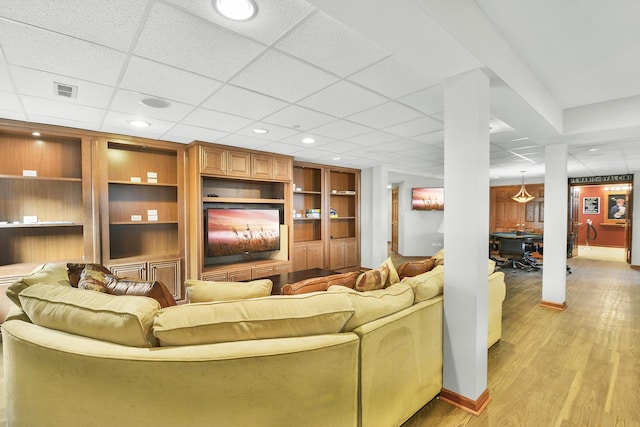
[441, 69, 491, 414]
[541, 144, 568, 309]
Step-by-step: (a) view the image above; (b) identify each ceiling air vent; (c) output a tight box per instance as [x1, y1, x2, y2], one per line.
[53, 82, 78, 99]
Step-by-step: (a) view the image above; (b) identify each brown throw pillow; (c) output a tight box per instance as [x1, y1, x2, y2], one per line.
[67, 263, 111, 288]
[78, 265, 111, 292]
[397, 259, 435, 279]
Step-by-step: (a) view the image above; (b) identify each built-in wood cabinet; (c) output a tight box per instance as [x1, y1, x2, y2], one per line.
[187, 142, 293, 282]
[97, 139, 187, 302]
[292, 161, 360, 272]
[0, 123, 96, 280]
[490, 184, 544, 233]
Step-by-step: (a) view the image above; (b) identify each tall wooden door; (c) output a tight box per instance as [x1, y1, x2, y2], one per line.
[391, 187, 399, 253]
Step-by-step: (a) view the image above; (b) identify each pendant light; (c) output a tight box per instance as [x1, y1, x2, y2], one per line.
[512, 171, 535, 203]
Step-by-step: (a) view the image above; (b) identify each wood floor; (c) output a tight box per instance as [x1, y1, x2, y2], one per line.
[402, 257, 640, 427]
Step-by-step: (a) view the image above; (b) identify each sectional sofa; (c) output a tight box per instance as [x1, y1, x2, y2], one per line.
[2, 257, 504, 427]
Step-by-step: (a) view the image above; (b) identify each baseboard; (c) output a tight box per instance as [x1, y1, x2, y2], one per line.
[439, 388, 491, 416]
[540, 300, 567, 310]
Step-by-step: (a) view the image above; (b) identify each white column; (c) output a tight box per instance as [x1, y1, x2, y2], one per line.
[442, 69, 490, 402]
[360, 166, 389, 269]
[541, 144, 568, 307]
[632, 172, 640, 266]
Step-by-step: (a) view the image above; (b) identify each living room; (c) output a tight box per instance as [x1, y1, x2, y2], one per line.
[2, 1, 640, 426]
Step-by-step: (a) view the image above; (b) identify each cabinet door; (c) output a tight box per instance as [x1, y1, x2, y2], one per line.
[306, 242, 324, 269]
[227, 267, 252, 282]
[273, 157, 292, 180]
[200, 146, 226, 175]
[343, 238, 358, 268]
[227, 150, 251, 178]
[149, 259, 182, 301]
[293, 244, 308, 271]
[252, 154, 273, 180]
[329, 240, 345, 270]
[109, 262, 146, 280]
[272, 262, 290, 275]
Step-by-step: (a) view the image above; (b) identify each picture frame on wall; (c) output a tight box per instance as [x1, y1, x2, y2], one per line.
[583, 197, 600, 214]
[605, 192, 627, 223]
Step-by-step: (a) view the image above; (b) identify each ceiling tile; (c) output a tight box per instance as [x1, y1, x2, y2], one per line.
[28, 114, 101, 131]
[215, 133, 271, 150]
[101, 111, 176, 138]
[289, 147, 335, 163]
[161, 123, 229, 144]
[262, 105, 335, 130]
[346, 131, 400, 146]
[411, 131, 444, 146]
[110, 89, 195, 121]
[11, 66, 113, 109]
[0, 91, 24, 113]
[314, 140, 363, 154]
[165, 0, 315, 45]
[276, 11, 389, 77]
[134, 3, 265, 81]
[297, 80, 387, 117]
[182, 108, 254, 133]
[0, 0, 147, 51]
[279, 133, 337, 147]
[201, 85, 288, 120]
[347, 102, 423, 129]
[0, 61, 13, 92]
[348, 56, 434, 99]
[384, 116, 443, 138]
[236, 122, 300, 141]
[0, 21, 126, 85]
[309, 119, 371, 139]
[121, 56, 222, 105]
[256, 142, 305, 156]
[230, 49, 338, 102]
[397, 85, 444, 115]
[21, 95, 106, 123]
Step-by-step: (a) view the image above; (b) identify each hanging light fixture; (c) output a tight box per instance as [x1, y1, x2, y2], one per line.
[512, 171, 535, 203]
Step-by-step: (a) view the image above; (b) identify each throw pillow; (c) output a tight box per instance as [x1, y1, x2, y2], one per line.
[396, 259, 435, 279]
[185, 279, 273, 302]
[67, 263, 111, 287]
[355, 264, 389, 292]
[381, 257, 400, 288]
[78, 264, 111, 292]
[18, 283, 160, 348]
[6, 263, 72, 307]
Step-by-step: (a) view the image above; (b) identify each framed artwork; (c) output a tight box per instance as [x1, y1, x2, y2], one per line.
[411, 187, 444, 211]
[583, 197, 600, 214]
[605, 192, 627, 223]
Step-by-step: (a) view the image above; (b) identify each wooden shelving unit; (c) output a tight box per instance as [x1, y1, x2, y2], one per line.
[98, 140, 187, 302]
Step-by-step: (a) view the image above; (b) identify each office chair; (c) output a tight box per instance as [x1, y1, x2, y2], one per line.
[497, 238, 541, 271]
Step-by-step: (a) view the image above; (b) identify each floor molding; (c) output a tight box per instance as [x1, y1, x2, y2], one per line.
[439, 388, 491, 416]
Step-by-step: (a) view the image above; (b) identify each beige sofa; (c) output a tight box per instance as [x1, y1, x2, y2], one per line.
[2, 263, 446, 427]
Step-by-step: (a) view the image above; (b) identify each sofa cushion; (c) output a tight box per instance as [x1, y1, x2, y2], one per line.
[431, 248, 445, 266]
[6, 263, 71, 307]
[488, 258, 497, 275]
[67, 263, 111, 287]
[400, 265, 445, 303]
[280, 272, 359, 295]
[18, 283, 160, 348]
[153, 292, 355, 347]
[327, 283, 414, 331]
[185, 279, 273, 302]
[396, 258, 435, 280]
[355, 264, 389, 292]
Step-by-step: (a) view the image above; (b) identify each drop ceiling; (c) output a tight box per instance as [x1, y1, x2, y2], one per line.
[1, 0, 639, 181]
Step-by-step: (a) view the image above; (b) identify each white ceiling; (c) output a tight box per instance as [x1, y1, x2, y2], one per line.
[1, 0, 639, 182]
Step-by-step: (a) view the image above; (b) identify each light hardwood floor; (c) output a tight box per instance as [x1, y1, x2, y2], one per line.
[402, 257, 640, 426]
[1, 258, 638, 426]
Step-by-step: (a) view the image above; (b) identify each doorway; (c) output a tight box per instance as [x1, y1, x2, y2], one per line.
[569, 182, 632, 263]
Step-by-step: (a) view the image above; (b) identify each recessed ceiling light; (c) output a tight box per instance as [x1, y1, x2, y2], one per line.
[32, 131, 41, 137]
[214, 0, 256, 20]
[302, 137, 315, 144]
[252, 128, 268, 134]
[332, 156, 342, 161]
[510, 137, 529, 142]
[128, 120, 150, 128]
[588, 148, 598, 152]
[140, 97, 171, 109]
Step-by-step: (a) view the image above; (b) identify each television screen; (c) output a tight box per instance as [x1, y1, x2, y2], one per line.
[206, 208, 281, 257]
[411, 188, 444, 211]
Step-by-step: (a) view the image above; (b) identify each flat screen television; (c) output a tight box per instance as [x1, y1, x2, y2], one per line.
[411, 187, 444, 211]
[206, 208, 281, 257]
